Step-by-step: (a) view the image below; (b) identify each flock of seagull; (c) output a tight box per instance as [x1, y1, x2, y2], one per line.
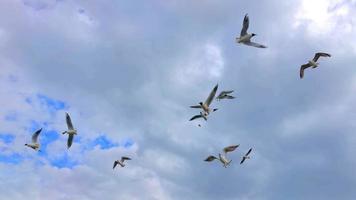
[23, 13, 331, 170]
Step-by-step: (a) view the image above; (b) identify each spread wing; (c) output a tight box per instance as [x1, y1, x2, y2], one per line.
[204, 84, 218, 106]
[222, 90, 234, 95]
[189, 114, 204, 121]
[32, 128, 42, 143]
[204, 155, 217, 162]
[225, 95, 235, 99]
[245, 148, 252, 156]
[113, 161, 119, 169]
[67, 134, 74, 149]
[244, 41, 267, 48]
[313, 52, 331, 62]
[300, 63, 311, 79]
[223, 145, 239, 154]
[240, 157, 246, 164]
[240, 14, 249, 37]
[66, 112, 74, 130]
[121, 156, 131, 163]
[190, 105, 202, 109]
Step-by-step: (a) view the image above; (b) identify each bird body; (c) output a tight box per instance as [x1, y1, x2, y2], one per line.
[190, 84, 218, 115]
[25, 143, 40, 151]
[25, 128, 42, 151]
[236, 14, 267, 48]
[219, 153, 231, 168]
[62, 112, 77, 149]
[204, 144, 239, 168]
[300, 52, 331, 78]
[113, 156, 131, 169]
[240, 148, 252, 164]
[216, 90, 235, 101]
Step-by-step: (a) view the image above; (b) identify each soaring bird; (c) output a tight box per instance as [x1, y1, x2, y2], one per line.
[216, 90, 235, 101]
[300, 52, 331, 78]
[113, 156, 132, 169]
[62, 112, 77, 149]
[240, 148, 252, 164]
[25, 128, 42, 151]
[236, 14, 267, 48]
[190, 84, 218, 115]
[204, 144, 240, 168]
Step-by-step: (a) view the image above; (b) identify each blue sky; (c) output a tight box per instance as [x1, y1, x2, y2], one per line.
[0, 0, 356, 199]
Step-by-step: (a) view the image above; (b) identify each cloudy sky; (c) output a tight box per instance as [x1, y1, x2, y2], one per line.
[0, 0, 356, 199]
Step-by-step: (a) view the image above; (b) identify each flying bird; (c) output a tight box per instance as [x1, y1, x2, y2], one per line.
[62, 112, 77, 149]
[236, 14, 267, 48]
[240, 148, 252, 164]
[216, 90, 235, 101]
[25, 128, 42, 151]
[190, 84, 219, 115]
[204, 144, 240, 168]
[300, 52, 331, 78]
[113, 156, 132, 169]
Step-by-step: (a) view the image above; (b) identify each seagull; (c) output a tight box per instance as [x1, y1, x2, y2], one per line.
[236, 14, 267, 48]
[62, 112, 77, 149]
[113, 156, 132, 169]
[25, 128, 42, 151]
[204, 144, 240, 168]
[300, 52, 331, 79]
[216, 90, 235, 101]
[190, 84, 218, 115]
[240, 148, 252, 164]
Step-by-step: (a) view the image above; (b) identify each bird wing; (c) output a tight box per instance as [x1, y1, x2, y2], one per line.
[313, 52, 331, 62]
[204, 84, 218, 106]
[66, 112, 74, 130]
[245, 148, 252, 156]
[300, 63, 311, 79]
[189, 114, 203, 121]
[67, 134, 74, 149]
[190, 105, 202, 109]
[204, 155, 218, 162]
[240, 157, 246, 164]
[121, 156, 131, 163]
[225, 95, 235, 99]
[32, 128, 42, 143]
[223, 145, 239, 154]
[113, 161, 119, 169]
[240, 14, 249, 37]
[222, 90, 234, 94]
[243, 41, 267, 48]
[216, 92, 224, 99]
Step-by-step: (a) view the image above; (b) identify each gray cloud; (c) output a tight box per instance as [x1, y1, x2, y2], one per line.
[0, 0, 355, 199]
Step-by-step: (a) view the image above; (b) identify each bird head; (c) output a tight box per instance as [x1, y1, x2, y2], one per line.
[199, 102, 203, 106]
[252, 33, 257, 37]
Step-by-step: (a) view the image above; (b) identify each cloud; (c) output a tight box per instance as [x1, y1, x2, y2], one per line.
[0, 0, 356, 199]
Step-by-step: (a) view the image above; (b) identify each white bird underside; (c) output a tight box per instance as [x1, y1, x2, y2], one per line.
[25, 128, 42, 151]
[299, 52, 331, 79]
[237, 14, 267, 48]
[63, 112, 77, 149]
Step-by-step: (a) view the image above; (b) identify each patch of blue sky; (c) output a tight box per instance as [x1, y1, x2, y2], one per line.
[36, 94, 68, 111]
[37, 130, 60, 156]
[91, 135, 119, 150]
[50, 153, 78, 169]
[0, 153, 23, 164]
[0, 133, 15, 144]
[122, 138, 134, 148]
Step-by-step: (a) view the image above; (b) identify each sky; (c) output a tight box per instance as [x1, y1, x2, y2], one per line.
[0, 0, 356, 199]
